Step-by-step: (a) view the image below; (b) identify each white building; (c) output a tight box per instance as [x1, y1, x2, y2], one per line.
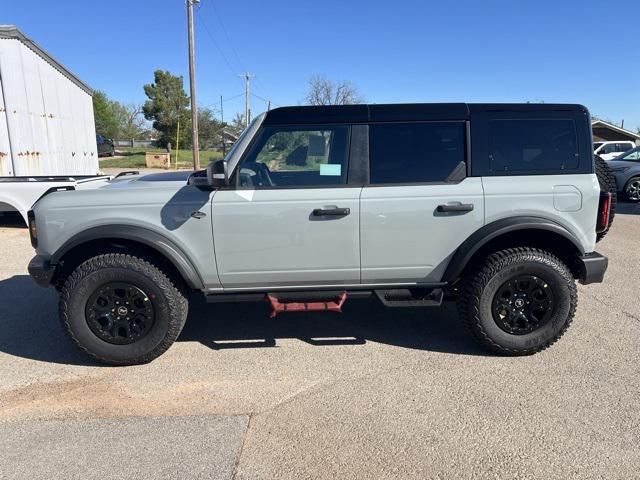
[0, 25, 97, 176]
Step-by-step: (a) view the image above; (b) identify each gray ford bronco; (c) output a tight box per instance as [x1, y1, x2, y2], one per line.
[27, 103, 614, 365]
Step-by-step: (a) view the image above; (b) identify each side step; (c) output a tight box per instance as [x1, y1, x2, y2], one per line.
[204, 287, 443, 312]
[374, 288, 443, 308]
[267, 291, 348, 318]
[205, 290, 373, 304]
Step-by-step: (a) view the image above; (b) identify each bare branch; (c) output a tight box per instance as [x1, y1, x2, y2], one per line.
[305, 75, 364, 106]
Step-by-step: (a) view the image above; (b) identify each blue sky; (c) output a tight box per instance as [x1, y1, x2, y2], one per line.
[4, 0, 640, 129]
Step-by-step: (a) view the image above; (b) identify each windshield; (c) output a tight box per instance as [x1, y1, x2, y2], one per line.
[224, 125, 253, 163]
[619, 148, 640, 161]
[226, 113, 266, 174]
[593, 142, 603, 151]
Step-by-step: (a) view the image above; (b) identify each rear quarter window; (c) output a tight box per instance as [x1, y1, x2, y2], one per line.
[616, 143, 634, 152]
[470, 107, 593, 176]
[488, 119, 579, 173]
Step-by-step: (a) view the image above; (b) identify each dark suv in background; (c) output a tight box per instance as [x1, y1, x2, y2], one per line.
[96, 134, 115, 157]
[607, 147, 640, 201]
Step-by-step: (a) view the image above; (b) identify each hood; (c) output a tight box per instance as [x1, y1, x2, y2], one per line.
[103, 171, 194, 189]
[607, 160, 640, 169]
[33, 170, 209, 215]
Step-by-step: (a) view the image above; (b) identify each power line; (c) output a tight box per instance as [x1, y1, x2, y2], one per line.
[201, 2, 273, 98]
[251, 92, 280, 109]
[202, 92, 245, 110]
[196, 5, 270, 111]
[206, 2, 271, 97]
[208, 2, 246, 73]
[221, 92, 245, 103]
[194, 3, 275, 118]
[195, 7, 244, 85]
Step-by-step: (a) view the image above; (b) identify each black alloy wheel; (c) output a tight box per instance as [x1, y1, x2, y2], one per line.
[625, 178, 640, 201]
[492, 275, 554, 335]
[85, 282, 155, 345]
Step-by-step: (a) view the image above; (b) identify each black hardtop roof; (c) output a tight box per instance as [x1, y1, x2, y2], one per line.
[263, 103, 589, 125]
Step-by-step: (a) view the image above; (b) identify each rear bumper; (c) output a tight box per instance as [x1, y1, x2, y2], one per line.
[577, 252, 608, 285]
[28, 255, 55, 287]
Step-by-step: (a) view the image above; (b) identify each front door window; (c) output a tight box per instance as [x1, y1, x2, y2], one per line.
[236, 126, 350, 188]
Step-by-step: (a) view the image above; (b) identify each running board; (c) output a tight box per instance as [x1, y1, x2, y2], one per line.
[205, 290, 372, 304]
[374, 288, 444, 307]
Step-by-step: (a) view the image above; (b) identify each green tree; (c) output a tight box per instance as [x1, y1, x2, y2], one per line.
[229, 112, 245, 135]
[93, 91, 119, 139]
[93, 92, 147, 140]
[191, 107, 224, 150]
[143, 70, 190, 147]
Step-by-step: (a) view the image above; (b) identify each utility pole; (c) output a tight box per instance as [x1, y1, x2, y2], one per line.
[220, 94, 226, 156]
[187, 0, 200, 170]
[239, 72, 254, 127]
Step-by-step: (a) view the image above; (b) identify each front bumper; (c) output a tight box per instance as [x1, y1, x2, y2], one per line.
[577, 252, 608, 285]
[28, 255, 56, 287]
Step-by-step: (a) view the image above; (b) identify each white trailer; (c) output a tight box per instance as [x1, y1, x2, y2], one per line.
[0, 25, 105, 224]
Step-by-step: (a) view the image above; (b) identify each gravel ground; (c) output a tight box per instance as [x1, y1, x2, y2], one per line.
[0, 204, 638, 479]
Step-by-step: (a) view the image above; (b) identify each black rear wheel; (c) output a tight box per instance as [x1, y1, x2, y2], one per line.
[457, 247, 577, 355]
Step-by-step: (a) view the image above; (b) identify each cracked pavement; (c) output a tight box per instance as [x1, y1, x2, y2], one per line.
[0, 205, 638, 479]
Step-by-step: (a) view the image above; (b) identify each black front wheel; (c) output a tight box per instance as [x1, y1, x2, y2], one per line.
[59, 253, 188, 365]
[457, 248, 577, 355]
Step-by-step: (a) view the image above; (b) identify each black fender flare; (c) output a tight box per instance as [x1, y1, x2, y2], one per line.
[442, 217, 585, 282]
[51, 225, 204, 289]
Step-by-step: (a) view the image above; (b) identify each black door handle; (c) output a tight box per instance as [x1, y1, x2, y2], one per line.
[190, 211, 207, 219]
[436, 203, 474, 213]
[312, 207, 351, 216]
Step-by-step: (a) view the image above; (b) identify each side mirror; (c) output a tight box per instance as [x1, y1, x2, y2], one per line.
[207, 160, 228, 187]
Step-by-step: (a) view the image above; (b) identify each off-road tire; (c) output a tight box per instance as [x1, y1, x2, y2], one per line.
[457, 248, 577, 356]
[594, 155, 617, 241]
[59, 253, 188, 366]
[624, 176, 640, 202]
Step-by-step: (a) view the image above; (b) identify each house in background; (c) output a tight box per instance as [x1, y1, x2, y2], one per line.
[592, 119, 640, 146]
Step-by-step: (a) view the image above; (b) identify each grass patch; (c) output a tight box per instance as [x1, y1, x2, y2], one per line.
[100, 147, 224, 169]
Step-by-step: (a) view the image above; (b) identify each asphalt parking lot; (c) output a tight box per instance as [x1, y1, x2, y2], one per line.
[0, 205, 639, 480]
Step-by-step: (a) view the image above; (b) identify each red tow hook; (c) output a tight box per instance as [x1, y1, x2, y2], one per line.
[267, 292, 348, 318]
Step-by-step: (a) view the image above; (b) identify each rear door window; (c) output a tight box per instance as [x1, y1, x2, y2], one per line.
[369, 122, 466, 184]
[488, 119, 578, 172]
